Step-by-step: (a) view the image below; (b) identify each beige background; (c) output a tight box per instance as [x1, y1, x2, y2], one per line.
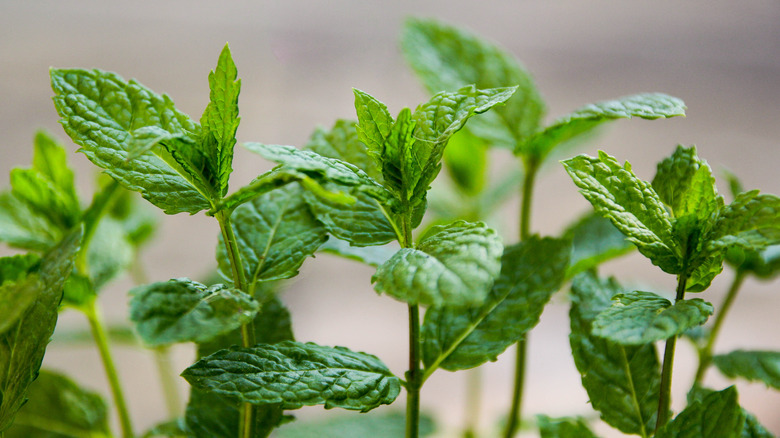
[1, 1, 779, 436]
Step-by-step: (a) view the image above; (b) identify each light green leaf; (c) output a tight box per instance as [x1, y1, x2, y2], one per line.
[353, 89, 394, 171]
[87, 217, 134, 290]
[422, 236, 568, 371]
[401, 17, 545, 148]
[0, 229, 81, 432]
[318, 239, 398, 268]
[372, 221, 502, 307]
[0, 255, 40, 334]
[652, 145, 721, 220]
[0, 192, 62, 251]
[51, 68, 211, 214]
[141, 418, 188, 438]
[562, 152, 679, 274]
[537, 415, 598, 438]
[4, 369, 109, 438]
[656, 386, 744, 438]
[522, 94, 685, 159]
[306, 119, 381, 181]
[199, 43, 241, 197]
[443, 129, 488, 196]
[591, 291, 713, 345]
[182, 341, 400, 412]
[130, 278, 259, 346]
[726, 244, 780, 279]
[708, 191, 780, 253]
[275, 411, 436, 438]
[564, 212, 633, 279]
[217, 184, 327, 292]
[569, 273, 660, 436]
[713, 350, 780, 389]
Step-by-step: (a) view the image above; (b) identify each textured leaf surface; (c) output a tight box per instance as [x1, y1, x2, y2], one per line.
[653, 145, 721, 220]
[708, 191, 780, 253]
[522, 94, 685, 159]
[182, 341, 400, 412]
[306, 119, 381, 181]
[0, 230, 80, 432]
[130, 278, 259, 346]
[4, 369, 109, 438]
[217, 184, 327, 292]
[564, 212, 633, 279]
[401, 17, 545, 148]
[592, 291, 713, 345]
[275, 411, 436, 438]
[562, 152, 679, 273]
[569, 273, 660, 435]
[656, 386, 744, 438]
[51, 68, 211, 214]
[422, 236, 569, 371]
[713, 350, 780, 389]
[318, 239, 398, 268]
[537, 415, 598, 438]
[372, 221, 502, 307]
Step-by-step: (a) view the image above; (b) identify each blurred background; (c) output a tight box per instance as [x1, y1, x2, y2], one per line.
[1, 1, 779, 436]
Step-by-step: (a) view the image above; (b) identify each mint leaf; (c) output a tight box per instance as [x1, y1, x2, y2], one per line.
[656, 386, 744, 438]
[727, 244, 780, 279]
[713, 350, 780, 389]
[563, 212, 633, 279]
[353, 89, 395, 172]
[562, 152, 679, 274]
[51, 68, 211, 214]
[591, 291, 713, 345]
[652, 145, 721, 220]
[318, 239, 398, 268]
[422, 236, 568, 371]
[217, 184, 327, 292]
[522, 93, 685, 159]
[3, 369, 109, 438]
[141, 419, 189, 438]
[537, 415, 598, 438]
[275, 411, 436, 438]
[306, 119, 381, 181]
[199, 44, 241, 198]
[569, 273, 660, 436]
[708, 191, 780, 253]
[443, 129, 488, 196]
[372, 221, 502, 307]
[130, 278, 259, 347]
[0, 255, 41, 334]
[0, 192, 62, 251]
[0, 229, 81, 432]
[401, 17, 545, 148]
[688, 386, 771, 438]
[87, 217, 134, 290]
[182, 341, 401, 412]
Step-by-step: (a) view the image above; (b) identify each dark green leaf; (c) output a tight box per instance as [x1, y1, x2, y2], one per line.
[50, 68, 212, 214]
[536, 415, 598, 438]
[199, 43, 241, 198]
[563, 212, 633, 279]
[401, 17, 545, 148]
[656, 386, 744, 438]
[569, 272, 660, 435]
[0, 229, 81, 431]
[141, 418, 188, 437]
[182, 341, 400, 412]
[562, 151, 679, 274]
[592, 291, 713, 345]
[726, 244, 780, 279]
[130, 278, 259, 346]
[422, 236, 569, 371]
[372, 221, 503, 307]
[688, 385, 772, 438]
[275, 411, 436, 438]
[708, 191, 780, 253]
[318, 239, 398, 268]
[4, 369, 109, 438]
[713, 350, 780, 389]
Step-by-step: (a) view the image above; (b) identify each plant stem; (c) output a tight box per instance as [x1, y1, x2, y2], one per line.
[463, 369, 481, 438]
[154, 346, 182, 418]
[215, 209, 255, 438]
[406, 304, 422, 438]
[76, 180, 120, 275]
[655, 274, 688, 432]
[694, 270, 746, 384]
[503, 158, 538, 438]
[85, 299, 134, 438]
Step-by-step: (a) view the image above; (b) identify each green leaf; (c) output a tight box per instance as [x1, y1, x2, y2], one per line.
[199, 43, 241, 198]
[3, 369, 109, 438]
[182, 341, 401, 412]
[275, 411, 436, 438]
[0, 192, 62, 251]
[306, 119, 381, 181]
[0, 255, 41, 334]
[87, 217, 134, 290]
[422, 236, 569, 371]
[569, 272, 660, 436]
[656, 386, 744, 438]
[688, 385, 772, 438]
[372, 221, 502, 307]
[214, 167, 309, 215]
[591, 291, 713, 345]
[353, 89, 394, 172]
[443, 129, 488, 196]
[318, 238, 398, 268]
[536, 415, 598, 438]
[401, 17, 545, 148]
[727, 244, 780, 279]
[652, 145, 721, 221]
[562, 151, 679, 274]
[50, 68, 211, 214]
[141, 418, 188, 437]
[0, 229, 81, 432]
[708, 191, 780, 253]
[522, 94, 685, 159]
[713, 350, 780, 389]
[130, 278, 259, 347]
[217, 184, 328, 293]
[563, 212, 633, 279]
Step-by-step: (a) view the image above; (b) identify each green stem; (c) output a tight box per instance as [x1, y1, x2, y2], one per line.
[215, 210, 255, 438]
[85, 299, 134, 438]
[406, 304, 422, 438]
[76, 180, 120, 274]
[463, 368, 481, 438]
[503, 158, 538, 438]
[694, 270, 746, 384]
[154, 346, 182, 418]
[655, 274, 688, 432]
